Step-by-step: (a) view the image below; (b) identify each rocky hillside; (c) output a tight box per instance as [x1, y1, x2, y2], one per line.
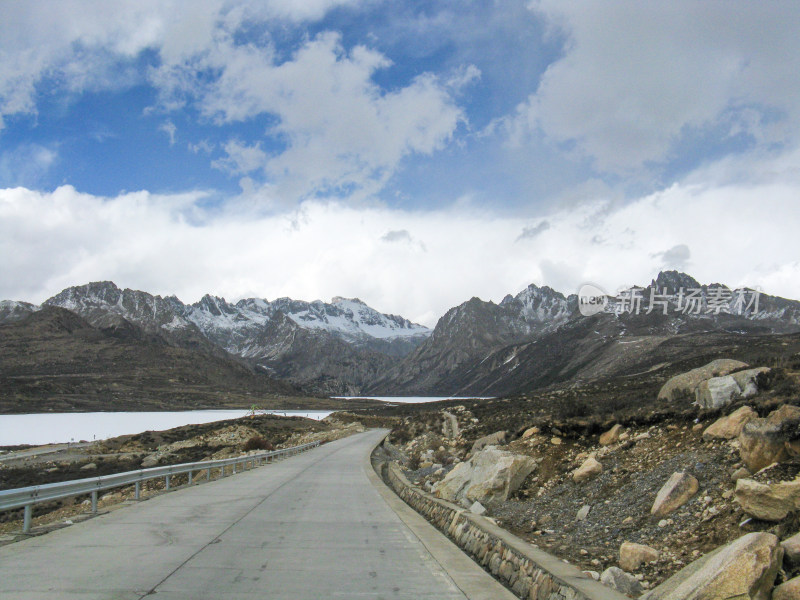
[0, 306, 374, 413]
[371, 348, 800, 599]
[368, 271, 800, 396]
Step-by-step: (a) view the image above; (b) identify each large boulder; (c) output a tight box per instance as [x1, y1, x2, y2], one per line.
[432, 461, 473, 503]
[658, 359, 749, 401]
[470, 431, 507, 454]
[600, 424, 624, 446]
[573, 456, 603, 483]
[620, 542, 660, 572]
[772, 576, 800, 600]
[695, 368, 770, 410]
[781, 532, 800, 569]
[433, 446, 536, 505]
[642, 532, 782, 600]
[703, 406, 757, 440]
[739, 404, 800, 472]
[651, 472, 699, 517]
[735, 476, 800, 521]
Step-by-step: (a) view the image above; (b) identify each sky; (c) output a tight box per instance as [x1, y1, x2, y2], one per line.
[2, 1, 800, 327]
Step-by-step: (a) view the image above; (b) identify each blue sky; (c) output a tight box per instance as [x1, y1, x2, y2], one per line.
[2, 1, 800, 325]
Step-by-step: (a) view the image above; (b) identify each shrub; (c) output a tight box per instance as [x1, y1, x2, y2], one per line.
[243, 435, 272, 452]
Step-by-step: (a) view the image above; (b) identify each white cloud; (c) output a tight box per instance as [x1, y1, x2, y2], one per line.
[165, 32, 466, 200]
[3, 172, 800, 326]
[0, 143, 58, 187]
[0, 1, 366, 128]
[212, 140, 268, 175]
[159, 120, 177, 145]
[513, 1, 800, 172]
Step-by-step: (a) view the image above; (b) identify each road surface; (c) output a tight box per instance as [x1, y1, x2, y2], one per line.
[0, 429, 511, 599]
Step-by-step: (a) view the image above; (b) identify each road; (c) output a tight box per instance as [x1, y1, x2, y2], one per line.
[0, 429, 512, 599]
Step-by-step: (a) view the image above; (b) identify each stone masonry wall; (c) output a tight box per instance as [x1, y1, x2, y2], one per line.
[383, 461, 627, 600]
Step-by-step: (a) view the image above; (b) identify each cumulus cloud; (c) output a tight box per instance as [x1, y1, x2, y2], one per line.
[512, 1, 800, 172]
[0, 2, 467, 205]
[163, 32, 465, 200]
[3, 176, 800, 326]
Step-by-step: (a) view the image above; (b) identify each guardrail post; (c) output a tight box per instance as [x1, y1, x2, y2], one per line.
[188, 471, 193, 485]
[91, 491, 98, 514]
[165, 475, 171, 490]
[135, 481, 141, 500]
[23, 504, 32, 533]
[206, 468, 211, 481]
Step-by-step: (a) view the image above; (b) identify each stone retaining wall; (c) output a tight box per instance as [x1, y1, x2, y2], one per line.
[381, 460, 627, 600]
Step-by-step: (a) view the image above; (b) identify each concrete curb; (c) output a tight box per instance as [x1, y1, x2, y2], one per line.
[363, 431, 517, 600]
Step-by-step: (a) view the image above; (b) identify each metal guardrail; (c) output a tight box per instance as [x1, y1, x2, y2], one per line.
[0, 440, 320, 533]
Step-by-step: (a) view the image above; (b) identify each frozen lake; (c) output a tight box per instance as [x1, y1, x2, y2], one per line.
[332, 396, 492, 404]
[0, 410, 332, 446]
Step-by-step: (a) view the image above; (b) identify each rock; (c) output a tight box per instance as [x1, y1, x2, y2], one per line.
[573, 457, 603, 482]
[620, 542, 660, 572]
[651, 472, 699, 517]
[576, 505, 591, 521]
[703, 406, 758, 440]
[584, 570, 600, 581]
[782, 532, 800, 569]
[80, 462, 97, 471]
[735, 477, 800, 521]
[695, 376, 743, 410]
[739, 404, 800, 472]
[551, 437, 562, 445]
[469, 501, 487, 515]
[658, 359, 749, 401]
[141, 454, 160, 468]
[695, 368, 770, 409]
[772, 576, 800, 600]
[433, 446, 537, 505]
[522, 426, 539, 439]
[642, 532, 782, 600]
[600, 424, 624, 446]
[471, 431, 507, 453]
[601, 566, 644, 597]
[731, 467, 752, 482]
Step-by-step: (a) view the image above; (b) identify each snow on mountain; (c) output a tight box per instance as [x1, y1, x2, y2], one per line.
[0, 300, 39, 323]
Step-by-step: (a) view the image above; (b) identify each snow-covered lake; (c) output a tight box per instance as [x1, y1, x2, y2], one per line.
[0, 410, 332, 446]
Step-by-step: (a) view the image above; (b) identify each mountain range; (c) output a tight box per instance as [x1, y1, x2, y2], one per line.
[3, 271, 800, 410]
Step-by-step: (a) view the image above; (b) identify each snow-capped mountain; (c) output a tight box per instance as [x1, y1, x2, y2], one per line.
[5, 272, 800, 398]
[182, 294, 428, 359]
[8, 281, 431, 395]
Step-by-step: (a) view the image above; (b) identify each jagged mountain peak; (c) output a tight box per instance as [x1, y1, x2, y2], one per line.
[652, 270, 702, 291]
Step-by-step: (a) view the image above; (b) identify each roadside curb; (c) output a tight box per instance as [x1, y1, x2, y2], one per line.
[363, 430, 517, 600]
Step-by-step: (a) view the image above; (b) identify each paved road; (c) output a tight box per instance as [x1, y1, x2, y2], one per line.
[0, 430, 482, 599]
[0, 442, 92, 463]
